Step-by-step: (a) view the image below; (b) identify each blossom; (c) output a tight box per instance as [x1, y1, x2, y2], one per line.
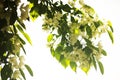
[19, 55, 25, 68]
[12, 70, 20, 79]
[54, 12, 62, 20]
[68, 0, 75, 7]
[52, 17, 59, 27]
[69, 34, 78, 45]
[19, 61, 24, 68]
[9, 56, 19, 69]
[79, 0, 84, 5]
[80, 59, 90, 72]
[97, 41, 103, 53]
[43, 12, 62, 28]
[19, 55, 25, 62]
[9, 56, 18, 65]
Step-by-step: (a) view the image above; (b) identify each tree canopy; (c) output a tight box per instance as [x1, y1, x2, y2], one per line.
[0, 0, 113, 80]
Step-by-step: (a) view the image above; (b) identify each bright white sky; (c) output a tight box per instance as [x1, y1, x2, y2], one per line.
[23, 0, 120, 80]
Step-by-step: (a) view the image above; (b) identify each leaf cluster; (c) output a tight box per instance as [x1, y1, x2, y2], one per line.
[0, 0, 33, 80]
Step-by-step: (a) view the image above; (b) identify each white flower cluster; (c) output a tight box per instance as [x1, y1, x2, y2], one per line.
[68, 23, 81, 45]
[68, 0, 75, 7]
[63, 48, 90, 69]
[43, 12, 62, 30]
[8, 55, 25, 79]
[68, 0, 84, 7]
[10, 35, 21, 54]
[79, 0, 84, 5]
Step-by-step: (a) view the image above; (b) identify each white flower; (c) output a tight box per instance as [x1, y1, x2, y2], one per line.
[12, 45, 20, 54]
[69, 34, 78, 45]
[9, 56, 19, 69]
[12, 70, 20, 79]
[19, 55, 25, 62]
[18, 55, 25, 68]
[97, 41, 102, 53]
[47, 18, 53, 25]
[79, 0, 84, 5]
[52, 17, 59, 27]
[19, 61, 24, 68]
[80, 60, 89, 69]
[13, 62, 19, 69]
[54, 12, 62, 20]
[68, 0, 75, 7]
[9, 56, 17, 64]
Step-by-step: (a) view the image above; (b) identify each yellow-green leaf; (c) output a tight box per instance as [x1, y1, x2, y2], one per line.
[60, 55, 70, 68]
[107, 20, 113, 32]
[47, 34, 53, 42]
[23, 32, 32, 45]
[70, 61, 77, 72]
[30, 10, 39, 21]
[81, 66, 90, 74]
[107, 30, 114, 43]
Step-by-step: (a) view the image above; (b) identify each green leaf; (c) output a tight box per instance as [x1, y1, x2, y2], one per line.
[101, 49, 107, 56]
[30, 6, 39, 21]
[83, 4, 95, 15]
[50, 47, 55, 56]
[55, 45, 63, 54]
[98, 61, 104, 74]
[86, 26, 92, 38]
[30, 12, 39, 21]
[25, 64, 34, 76]
[20, 44, 26, 55]
[74, 40, 82, 48]
[16, 22, 32, 45]
[19, 69, 26, 80]
[17, 34, 26, 45]
[81, 65, 90, 74]
[55, 52, 61, 61]
[60, 55, 70, 68]
[83, 38, 92, 45]
[38, 3, 48, 15]
[94, 20, 103, 28]
[61, 4, 71, 12]
[92, 55, 97, 70]
[73, 9, 83, 15]
[107, 30, 114, 43]
[17, 19, 26, 29]
[13, 25, 17, 34]
[71, 16, 75, 22]
[16, 23, 24, 32]
[27, 0, 38, 4]
[47, 34, 53, 42]
[107, 20, 113, 32]
[70, 61, 77, 72]
[1, 64, 13, 80]
[65, 45, 73, 53]
[83, 47, 92, 56]
[22, 32, 32, 45]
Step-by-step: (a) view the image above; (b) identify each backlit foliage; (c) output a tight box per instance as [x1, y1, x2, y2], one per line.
[0, 0, 113, 80]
